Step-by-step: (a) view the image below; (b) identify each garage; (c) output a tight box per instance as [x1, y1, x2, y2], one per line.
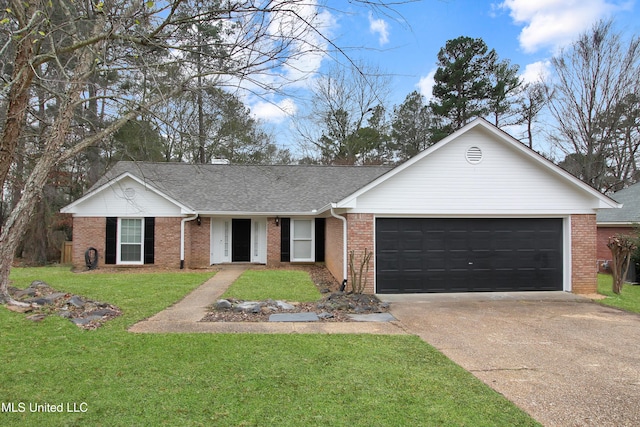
[376, 218, 564, 293]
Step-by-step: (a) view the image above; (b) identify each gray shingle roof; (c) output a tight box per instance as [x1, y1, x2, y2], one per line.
[597, 182, 640, 224]
[94, 161, 393, 213]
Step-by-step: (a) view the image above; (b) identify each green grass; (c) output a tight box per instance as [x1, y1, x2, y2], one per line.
[597, 273, 640, 313]
[221, 269, 322, 301]
[0, 267, 540, 426]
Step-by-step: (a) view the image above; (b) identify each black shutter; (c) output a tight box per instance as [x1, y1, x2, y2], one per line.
[280, 218, 290, 262]
[105, 217, 117, 265]
[144, 217, 155, 264]
[315, 218, 325, 262]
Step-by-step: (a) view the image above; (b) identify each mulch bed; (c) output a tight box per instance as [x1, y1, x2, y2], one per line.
[201, 265, 390, 323]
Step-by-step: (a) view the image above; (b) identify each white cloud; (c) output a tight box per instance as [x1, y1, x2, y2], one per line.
[498, 0, 633, 53]
[368, 12, 390, 46]
[417, 69, 437, 101]
[520, 60, 551, 84]
[251, 98, 297, 124]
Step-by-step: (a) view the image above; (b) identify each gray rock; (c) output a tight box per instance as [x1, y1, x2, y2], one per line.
[215, 299, 232, 309]
[13, 288, 37, 299]
[269, 312, 320, 322]
[43, 293, 67, 304]
[68, 296, 85, 308]
[28, 280, 49, 289]
[275, 300, 295, 310]
[317, 312, 334, 319]
[235, 301, 262, 313]
[26, 298, 50, 306]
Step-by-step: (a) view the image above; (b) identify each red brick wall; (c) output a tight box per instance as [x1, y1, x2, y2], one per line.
[325, 216, 345, 284]
[346, 213, 375, 294]
[155, 217, 182, 268]
[72, 216, 184, 270]
[571, 214, 598, 294]
[597, 226, 634, 271]
[71, 217, 106, 269]
[266, 217, 283, 267]
[185, 217, 210, 268]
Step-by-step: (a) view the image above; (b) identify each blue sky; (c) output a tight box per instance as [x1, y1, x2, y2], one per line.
[246, 0, 640, 151]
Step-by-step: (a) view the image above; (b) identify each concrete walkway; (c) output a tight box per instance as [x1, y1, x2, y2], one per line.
[128, 266, 405, 335]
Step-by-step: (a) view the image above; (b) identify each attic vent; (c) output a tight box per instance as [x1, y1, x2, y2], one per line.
[465, 146, 483, 164]
[123, 187, 136, 199]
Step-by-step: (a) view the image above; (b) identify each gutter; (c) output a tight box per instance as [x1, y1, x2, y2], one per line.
[180, 214, 199, 269]
[330, 205, 348, 289]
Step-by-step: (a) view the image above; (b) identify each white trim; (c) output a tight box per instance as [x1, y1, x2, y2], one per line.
[290, 218, 315, 262]
[116, 217, 144, 265]
[563, 216, 572, 292]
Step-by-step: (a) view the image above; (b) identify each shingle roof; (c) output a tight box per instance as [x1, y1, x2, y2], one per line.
[93, 161, 393, 213]
[597, 182, 640, 224]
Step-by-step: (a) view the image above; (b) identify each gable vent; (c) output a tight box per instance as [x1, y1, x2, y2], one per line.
[465, 146, 483, 164]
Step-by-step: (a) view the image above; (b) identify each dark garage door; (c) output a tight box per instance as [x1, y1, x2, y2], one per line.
[376, 218, 563, 293]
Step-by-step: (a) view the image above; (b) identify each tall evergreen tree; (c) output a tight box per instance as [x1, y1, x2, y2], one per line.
[391, 91, 434, 161]
[430, 36, 496, 141]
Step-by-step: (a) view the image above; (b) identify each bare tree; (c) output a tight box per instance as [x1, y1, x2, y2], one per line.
[296, 61, 392, 164]
[516, 82, 547, 149]
[546, 20, 640, 191]
[0, 0, 401, 304]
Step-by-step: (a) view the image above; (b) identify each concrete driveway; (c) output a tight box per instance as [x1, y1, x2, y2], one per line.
[383, 292, 640, 427]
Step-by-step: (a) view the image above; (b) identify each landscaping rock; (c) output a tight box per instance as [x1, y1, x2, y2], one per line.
[215, 299, 232, 309]
[68, 296, 85, 308]
[7, 281, 121, 330]
[318, 311, 334, 319]
[275, 300, 295, 310]
[235, 301, 263, 313]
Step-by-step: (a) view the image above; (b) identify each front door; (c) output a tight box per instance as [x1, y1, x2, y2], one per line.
[232, 219, 251, 262]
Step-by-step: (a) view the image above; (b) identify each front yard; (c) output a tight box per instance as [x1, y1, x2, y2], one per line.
[597, 273, 640, 313]
[0, 267, 539, 426]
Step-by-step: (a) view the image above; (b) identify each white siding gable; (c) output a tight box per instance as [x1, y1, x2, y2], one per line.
[349, 126, 601, 215]
[64, 176, 184, 217]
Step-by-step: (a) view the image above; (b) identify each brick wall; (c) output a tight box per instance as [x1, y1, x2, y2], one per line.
[186, 217, 210, 268]
[155, 217, 182, 268]
[325, 216, 344, 284]
[266, 217, 283, 267]
[71, 217, 106, 269]
[346, 213, 375, 294]
[571, 214, 598, 294]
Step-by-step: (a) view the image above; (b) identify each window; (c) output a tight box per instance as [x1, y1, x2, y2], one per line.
[118, 218, 143, 264]
[105, 217, 154, 265]
[291, 219, 314, 262]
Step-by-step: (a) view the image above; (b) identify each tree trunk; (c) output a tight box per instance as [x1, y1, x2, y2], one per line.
[0, 14, 36, 189]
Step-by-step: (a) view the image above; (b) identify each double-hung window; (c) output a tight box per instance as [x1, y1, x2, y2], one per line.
[118, 218, 144, 264]
[291, 219, 314, 262]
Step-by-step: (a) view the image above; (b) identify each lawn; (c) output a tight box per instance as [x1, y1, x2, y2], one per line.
[221, 269, 322, 301]
[0, 267, 540, 426]
[597, 273, 640, 313]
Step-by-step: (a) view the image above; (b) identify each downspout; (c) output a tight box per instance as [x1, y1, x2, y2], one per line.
[330, 205, 348, 290]
[180, 214, 199, 269]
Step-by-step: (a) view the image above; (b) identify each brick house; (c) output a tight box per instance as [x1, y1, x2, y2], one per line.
[61, 119, 620, 294]
[596, 182, 640, 274]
